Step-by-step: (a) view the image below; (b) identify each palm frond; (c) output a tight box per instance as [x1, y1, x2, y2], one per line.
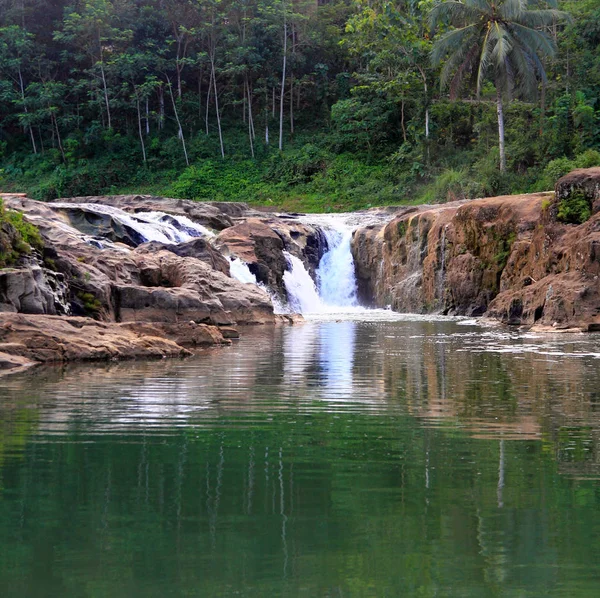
[449, 43, 480, 99]
[476, 24, 493, 96]
[429, 1, 487, 29]
[430, 24, 479, 66]
[500, 0, 528, 22]
[508, 22, 556, 58]
[490, 22, 512, 69]
[516, 8, 572, 28]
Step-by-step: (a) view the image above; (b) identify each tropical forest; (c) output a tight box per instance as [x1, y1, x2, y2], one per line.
[0, 0, 598, 211]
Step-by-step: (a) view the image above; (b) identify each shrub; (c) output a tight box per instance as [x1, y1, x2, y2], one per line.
[557, 189, 592, 224]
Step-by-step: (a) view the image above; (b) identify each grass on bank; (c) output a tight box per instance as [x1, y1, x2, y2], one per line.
[1, 125, 600, 213]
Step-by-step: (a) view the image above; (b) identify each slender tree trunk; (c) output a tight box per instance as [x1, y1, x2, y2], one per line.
[279, 12, 287, 151]
[265, 88, 270, 145]
[248, 82, 256, 140]
[18, 68, 37, 154]
[210, 57, 225, 158]
[289, 74, 294, 135]
[51, 112, 65, 163]
[198, 72, 202, 121]
[247, 81, 254, 158]
[205, 73, 212, 135]
[99, 60, 112, 130]
[145, 98, 150, 136]
[272, 87, 275, 119]
[158, 86, 165, 130]
[496, 87, 506, 172]
[401, 98, 407, 142]
[135, 91, 147, 164]
[167, 76, 189, 166]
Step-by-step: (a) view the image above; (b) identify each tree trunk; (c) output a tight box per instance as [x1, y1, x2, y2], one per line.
[211, 58, 225, 158]
[167, 77, 189, 166]
[289, 74, 294, 135]
[247, 81, 254, 158]
[99, 61, 112, 130]
[52, 112, 65, 163]
[279, 13, 287, 151]
[136, 91, 147, 164]
[18, 68, 37, 154]
[496, 87, 506, 172]
[205, 73, 212, 135]
[158, 86, 165, 130]
[145, 98, 150, 136]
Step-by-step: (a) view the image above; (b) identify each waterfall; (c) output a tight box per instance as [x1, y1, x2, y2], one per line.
[283, 252, 324, 314]
[52, 202, 215, 245]
[229, 256, 288, 314]
[228, 257, 258, 285]
[316, 226, 358, 307]
[282, 217, 361, 314]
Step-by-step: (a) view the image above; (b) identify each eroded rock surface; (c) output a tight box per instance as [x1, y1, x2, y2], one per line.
[353, 171, 600, 331]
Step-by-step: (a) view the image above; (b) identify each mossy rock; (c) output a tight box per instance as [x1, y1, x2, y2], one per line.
[554, 168, 600, 225]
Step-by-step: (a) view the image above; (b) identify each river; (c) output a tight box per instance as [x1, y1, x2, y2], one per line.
[2, 315, 600, 596]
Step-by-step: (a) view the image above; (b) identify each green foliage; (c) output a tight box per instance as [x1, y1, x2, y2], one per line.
[0, 0, 598, 213]
[557, 189, 592, 225]
[535, 150, 600, 191]
[0, 198, 43, 267]
[76, 291, 102, 316]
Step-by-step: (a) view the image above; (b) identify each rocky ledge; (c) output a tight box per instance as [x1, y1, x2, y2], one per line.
[352, 169, 600, 331]
[0, 194, 313, 375]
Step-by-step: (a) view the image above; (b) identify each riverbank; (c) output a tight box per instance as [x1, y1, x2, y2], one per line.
[1, 167, 599, 376]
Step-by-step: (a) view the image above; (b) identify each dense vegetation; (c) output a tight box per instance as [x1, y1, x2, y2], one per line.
[0, 0, 598, 211]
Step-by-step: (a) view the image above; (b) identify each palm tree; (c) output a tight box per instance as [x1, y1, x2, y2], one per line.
[430, 0, 568, 171]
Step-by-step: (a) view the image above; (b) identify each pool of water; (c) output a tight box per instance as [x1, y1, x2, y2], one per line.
[1, 318, 600, 596]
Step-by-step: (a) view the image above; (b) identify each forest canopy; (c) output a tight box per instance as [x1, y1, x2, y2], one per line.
[0, 0, 598, 211]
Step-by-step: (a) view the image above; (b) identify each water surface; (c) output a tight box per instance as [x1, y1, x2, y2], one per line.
[2, 318, 600, 596]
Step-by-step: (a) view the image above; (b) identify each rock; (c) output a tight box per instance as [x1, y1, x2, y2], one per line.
[0, 351, 36, 376]
[0, 265, 68, 315]
[136, 237, 230, 274]
[218, 326, 240, 339]
[0, 313, 196, 363]
[52, 195, 241, 231]
[555, 167, 600, 217]
[352, 189, 600, 330]
[216, 218, 287, 291]
[2, 197, 276, 326]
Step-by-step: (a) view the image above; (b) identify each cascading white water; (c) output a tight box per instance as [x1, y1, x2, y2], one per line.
[228, 257, 258, 285]
[52, 202, 215, 245]
[316, 225, 358, 307]
[282, 216, 362, 314]
[282, 252, 324, 314]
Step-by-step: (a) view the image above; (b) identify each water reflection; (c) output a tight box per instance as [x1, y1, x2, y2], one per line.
[1, 320, 600, 595]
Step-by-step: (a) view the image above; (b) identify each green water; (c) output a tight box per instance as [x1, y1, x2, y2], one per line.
[2, 318, 600, 597]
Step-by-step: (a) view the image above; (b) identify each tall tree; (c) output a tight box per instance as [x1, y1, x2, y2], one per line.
[430, 0, 567, 171]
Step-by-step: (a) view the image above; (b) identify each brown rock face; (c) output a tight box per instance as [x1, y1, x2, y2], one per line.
[3, 197, 275, 326]
[0, 313, 232, 366]
[216, 218, 287, 291]
[352, 181, 600, 330]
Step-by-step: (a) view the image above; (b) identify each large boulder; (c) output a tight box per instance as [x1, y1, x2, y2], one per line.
[0, 313, 231, 364]
[554, 167, 600, 218]
[136, 237, 230, 274]
[0, 265, 69, 315]
[216, 218, 287, 291]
